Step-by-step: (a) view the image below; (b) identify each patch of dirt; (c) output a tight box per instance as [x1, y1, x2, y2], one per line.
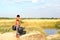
[47, 34, 60, 40]
[0, 31, 46, 40]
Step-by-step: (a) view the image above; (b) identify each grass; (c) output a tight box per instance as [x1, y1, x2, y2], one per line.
[0, 27, 12, 33]
[0, 26, 45, 34]
[0, 19, 60, 34]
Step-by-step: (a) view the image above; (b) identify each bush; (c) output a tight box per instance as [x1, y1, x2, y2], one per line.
[55, 21, 60, 29]
[55, 21, 60, 34]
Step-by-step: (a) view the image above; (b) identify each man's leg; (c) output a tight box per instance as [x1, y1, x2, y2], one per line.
[16, 26, 20, 38]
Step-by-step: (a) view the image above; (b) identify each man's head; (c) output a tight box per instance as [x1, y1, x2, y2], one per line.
[17, 15, 20, 17]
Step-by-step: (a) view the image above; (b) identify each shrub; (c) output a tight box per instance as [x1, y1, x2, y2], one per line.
[55, 21, 60, 29]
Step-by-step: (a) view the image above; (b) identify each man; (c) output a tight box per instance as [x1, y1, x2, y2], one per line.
[15, 15, 20, 38]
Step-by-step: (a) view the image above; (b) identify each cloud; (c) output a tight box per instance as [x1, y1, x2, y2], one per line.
[1, 0, 31, 5]
[13, 0, 22, 2]
[12, 0, 31, 2]
[32, 0, 39, 3]
[32, 3, 60, 9]
[31, 0, 60, 9]
[32, 0, 45, 3]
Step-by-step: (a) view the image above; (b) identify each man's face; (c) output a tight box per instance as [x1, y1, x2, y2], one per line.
[18, 17, 20, 19]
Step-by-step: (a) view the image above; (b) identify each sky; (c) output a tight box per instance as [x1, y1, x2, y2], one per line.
[0, 0, 60, 18]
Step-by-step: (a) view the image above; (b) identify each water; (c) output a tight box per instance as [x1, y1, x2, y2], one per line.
[44, 29, 58, 35]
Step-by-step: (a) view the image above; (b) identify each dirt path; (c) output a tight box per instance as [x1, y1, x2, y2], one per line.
[0, 31, 46, 40]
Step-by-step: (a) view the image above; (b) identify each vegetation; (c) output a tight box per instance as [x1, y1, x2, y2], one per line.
[55, 21, 60, 34]
[0, 18, 60, 40]
[0, 17, 60, 19]
[0, 18, 60, 34]
[55, 21, 60, 29]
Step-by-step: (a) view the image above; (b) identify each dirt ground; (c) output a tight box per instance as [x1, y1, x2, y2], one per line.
[0, 31, 46, 40]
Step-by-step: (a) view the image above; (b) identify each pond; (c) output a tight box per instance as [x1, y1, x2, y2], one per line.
[44, 29, 58, 35]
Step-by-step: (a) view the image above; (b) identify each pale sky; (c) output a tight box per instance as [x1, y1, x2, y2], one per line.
[0, 0, 60, 18]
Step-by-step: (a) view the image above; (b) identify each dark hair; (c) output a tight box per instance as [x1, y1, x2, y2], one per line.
[17, 15, 20, 17]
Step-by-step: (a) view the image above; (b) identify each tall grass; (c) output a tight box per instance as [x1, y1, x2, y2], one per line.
[0, 19, 60, 34]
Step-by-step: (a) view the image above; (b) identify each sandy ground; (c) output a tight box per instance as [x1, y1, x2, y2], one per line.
[46, 34, 60, 40]
[0, 31, 60, 40]
[0, 32, 17, 40]
[0, 31, 46, 40]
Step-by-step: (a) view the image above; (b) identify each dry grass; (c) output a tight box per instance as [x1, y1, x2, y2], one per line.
[21, 19, 60, 28]
[0, 19, 60, 34]
[0, 19, 60, 28]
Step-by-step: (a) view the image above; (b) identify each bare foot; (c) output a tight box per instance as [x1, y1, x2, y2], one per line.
[16, 34, 19, 38]
[16, 34, 20, 40]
